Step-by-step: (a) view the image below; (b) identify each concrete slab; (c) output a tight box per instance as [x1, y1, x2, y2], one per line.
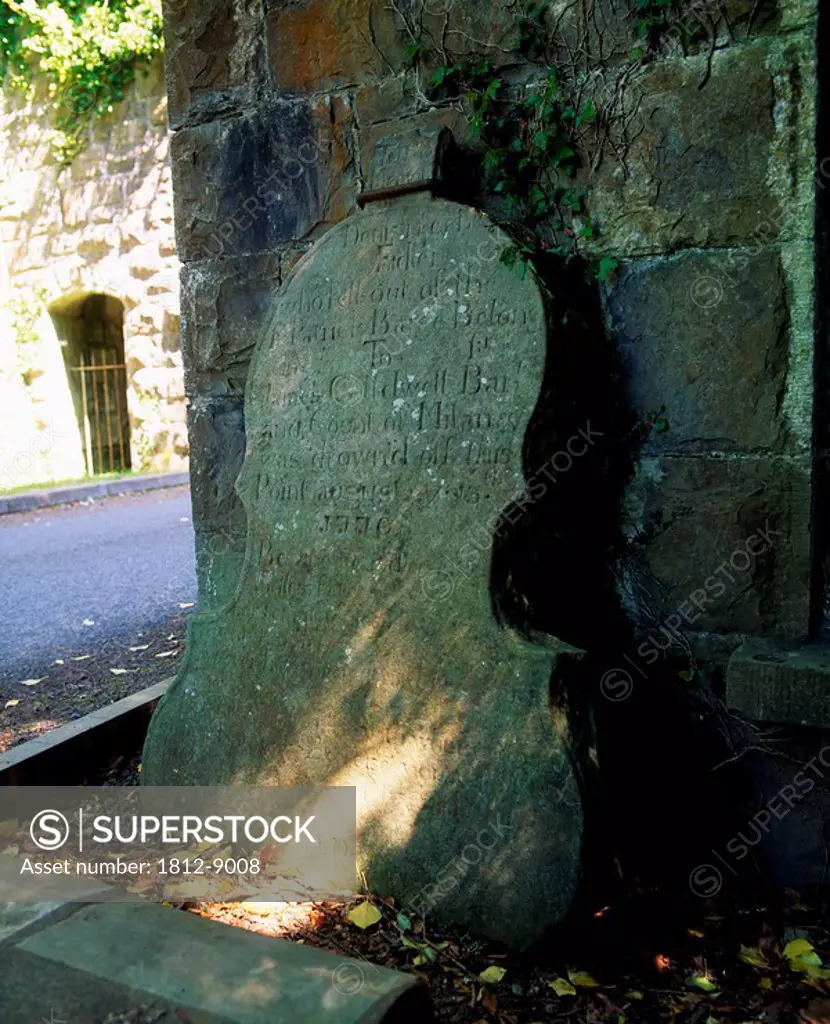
[2, 901, 431, 1023]
[726, 638, 830, 726]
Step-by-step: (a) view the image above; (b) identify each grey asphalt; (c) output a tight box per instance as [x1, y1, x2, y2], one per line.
[0, 486, 197, 683]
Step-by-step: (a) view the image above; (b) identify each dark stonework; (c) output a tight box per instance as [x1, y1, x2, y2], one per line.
[144, 192, 582, 948]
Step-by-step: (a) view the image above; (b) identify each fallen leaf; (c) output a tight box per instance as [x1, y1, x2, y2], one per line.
[479, 966, 506, 984]
[18, 678, 43, 687]
[129, 644, 150, 652]
[179, 602, 195, 609]
[0, 820, 19, 839]
[156, 650, 178, 659]
[53, 659, 64, 665]
[110, 668, 136, 676]
[739, 945, 770, 969]
[347, 902, 381, 929]
[549, 978, 577, 997]
[4, 699, 20, 708]
[82, 618, 95, 626]
[687, 973, 719, 993]
[785, 937, 822, 969]
[71, 655, 91, 662]
[687, 929, 705, 938]
[567, 969, 598, 988]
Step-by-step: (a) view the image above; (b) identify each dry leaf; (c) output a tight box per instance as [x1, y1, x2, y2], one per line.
[4, 699, 20, 708]
[18, 678, 44, 687]
[82, 618, 95, 626]
[156, 650, 178, 659]
[347, 902, 382, 929]
[179, 603, 195, 609]
[129, 644, 150, 652]
[479, 966, 506, 984]
[549, 978, 577, 997]
[110, 668, 136, 676]
[739, 945, 770, 969]
[71, 655, 91, 662]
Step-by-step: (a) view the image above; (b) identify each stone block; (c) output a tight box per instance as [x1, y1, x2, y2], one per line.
[186, 395, 247, 539]
[355, 74, 419, 125]
[726, 638, 830, 727]
[604, 249, 791, 454]
[181, 252, 281, 395]
[361, 109, 467, 195]
[264, 0, 408, 94]
[171, 96, 355, 262]
[162, 0, 265, 128]
[615, 455, 811, 643]
[62, 182, 126, 229]
[589, 41, 806, 252]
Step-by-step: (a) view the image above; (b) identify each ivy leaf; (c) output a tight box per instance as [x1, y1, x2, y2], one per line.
[396, 911, 411, 932]
[576, 99, 597, 126]
[549, 978, 577, 997]
[597, 256, 619, 283]
[404, 41, 421, 64]
[479, 966, 507, 984]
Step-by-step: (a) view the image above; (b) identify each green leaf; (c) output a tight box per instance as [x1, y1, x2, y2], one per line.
[687, 973, 719, 993]
[396, 911, 412, 932]
[576, 99, 597, 126]
[597, 256, 619, 283]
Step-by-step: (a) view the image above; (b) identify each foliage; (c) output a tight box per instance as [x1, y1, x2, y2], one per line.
[0, 284, 48, 383]
[400, 0, 757, 288]
[0, 0, 163, 162]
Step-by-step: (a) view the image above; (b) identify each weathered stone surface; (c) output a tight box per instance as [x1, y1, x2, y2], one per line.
[187, 396, 247, 536]
[355, 75, 419, 125]
[604, 250, 790, 453]
[265, 0, 408, 94]
[616, 455, 811, 643]
[162, 0, 265, 128]
[726, 639, 830, 727]
[181, 252, 281, 394]
[144, 192, 582, 948]
[361, 112, 464, 195]
[171, 97, 354, 262]
[590, 43, 791, 252]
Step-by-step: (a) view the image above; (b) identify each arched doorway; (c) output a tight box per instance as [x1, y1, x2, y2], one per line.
[50, 293, 132, 476]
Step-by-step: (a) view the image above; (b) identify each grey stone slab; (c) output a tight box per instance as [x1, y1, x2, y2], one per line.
[144, 191, 582, 948]
[17, 902, 430, 1023]
[726, 638, 830, 726]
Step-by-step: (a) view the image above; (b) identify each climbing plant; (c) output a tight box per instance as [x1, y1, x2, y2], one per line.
[396, 0, 762, 287]
[0, 0, 163, 163]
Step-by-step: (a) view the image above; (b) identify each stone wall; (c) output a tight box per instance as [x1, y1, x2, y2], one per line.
[0, 55, 185, 489]
[162, 0, 820, 671]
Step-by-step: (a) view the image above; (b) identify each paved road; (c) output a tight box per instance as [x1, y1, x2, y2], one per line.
[0, 486, 197, 683]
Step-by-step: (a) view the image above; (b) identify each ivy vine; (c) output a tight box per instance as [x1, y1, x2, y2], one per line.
[397, 0, 765, 288]
[0, 0, 163, 163]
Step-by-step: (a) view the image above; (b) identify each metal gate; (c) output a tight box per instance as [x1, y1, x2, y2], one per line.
[71, 347, 131, 476]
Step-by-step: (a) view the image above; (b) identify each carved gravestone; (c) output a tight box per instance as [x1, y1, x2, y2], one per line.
[143, 179, 583, 947]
